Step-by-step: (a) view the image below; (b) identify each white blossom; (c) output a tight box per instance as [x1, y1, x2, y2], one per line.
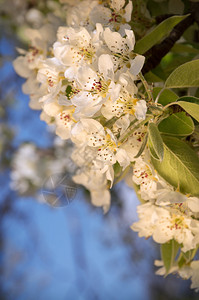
[103, 27, 145, 75]
[132, 202, 199, 252]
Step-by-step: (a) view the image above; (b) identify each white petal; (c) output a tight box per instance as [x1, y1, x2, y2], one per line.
[90, 189, 111, 213]
[43, 101, 62, 117]
[110, 0, 125, 11]
[22, 75, 38, 94]
[135, 100, 147, 120]
[116, 148, 130, 170]
[124, 1, 133, 22]
[56, 126, 71, 140]
[98, 54, 114, 80]
[125, 29, 135, 51]
[105, 166, 114, 188]
[13, 57, 31, 78]
[76, 67, 98, 90]
[109, 82, 121, 101]
[64, 66, 80, 81]
[89, 6, 111, 25]
[187, 197, 199, 213]
[104, 28, 124, 52]
[130, 55, 145, 75]
[115, 115, 130, 135]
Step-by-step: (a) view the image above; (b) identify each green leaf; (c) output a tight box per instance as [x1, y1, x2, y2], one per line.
[177, 96, 199, 105]
[165, 59, 199, 88]
[113, 162, 122, 177]
[65, 85, 73, 99]
[177, 101, 199, 122]
[158, 112, 194, 136]
[147, 0, 168, 16]
[145, 71, 164, 83]
[152, 65, 168, 81]
[131, 182, 145, 205]
[177, 255, 187, 269]
[162, 53, 196, 77]
[178, 249, 197, 268]
[161, 240, 180, 274]
[153, 87, 178, 106]
[148, 137, 160, 160]
[171, 43, 199, 54]
[151, 136, 199, 196]
[135, 15, 188, 54]
[148, 123, 164, 161]
[134, 133, 148, 159]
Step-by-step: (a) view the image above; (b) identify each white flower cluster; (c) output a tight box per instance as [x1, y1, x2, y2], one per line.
[13, 0, 147, 212]
[132, 186, 199, 253]
[13, 0, 199, 291]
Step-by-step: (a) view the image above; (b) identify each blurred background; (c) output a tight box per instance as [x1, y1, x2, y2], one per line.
[0, 1, 199, 299]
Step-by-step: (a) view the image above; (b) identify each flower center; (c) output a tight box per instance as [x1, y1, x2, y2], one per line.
[104, 133, 117, 151]
[27, 46, 41, 63]
[169, 214, 188, 230]
[90, 78, 111, 98]
[118, 93, 138, 115]
[77, 44, 96, 63]
[59, 108, 76, 126]
[65, 83, 80, 99]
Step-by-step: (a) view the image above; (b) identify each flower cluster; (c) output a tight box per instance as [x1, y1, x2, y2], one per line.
[13, 0, 147, 212]
[13, 0, 199, 291]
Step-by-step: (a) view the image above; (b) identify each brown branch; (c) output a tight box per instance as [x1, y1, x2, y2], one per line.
[155, 14, 175, 24]
[141, 1, 199, 74]
[142, 14, 195, 75]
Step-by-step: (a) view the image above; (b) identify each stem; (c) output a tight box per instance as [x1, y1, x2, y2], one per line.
[155, 87, 165, 104]
[104, 116, 119, 128]
[114, 165, 130, 185]
[129, 118, 139, 128]
[190, 246, 198, 260]
[139, 72, 153, 102]
[132, 182, 145, 204]
[163, 101, 178, 110]
[119, 115, 152, 143]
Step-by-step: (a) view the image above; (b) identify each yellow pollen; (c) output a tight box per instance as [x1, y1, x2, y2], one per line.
[170, 214, 188, 230]
[105, 133, 117, 150]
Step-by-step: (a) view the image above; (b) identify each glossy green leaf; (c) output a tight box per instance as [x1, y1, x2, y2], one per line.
[165, 59, 199, 88]
[161, 240, 180, 274]
[158, 112, 194, 136]
[177, 101, 199, 122]
[135, 15, 188, 54]
[151, 136, 199, 196]
[153, 87, 178, 106]
[148, 123, 164, 161]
